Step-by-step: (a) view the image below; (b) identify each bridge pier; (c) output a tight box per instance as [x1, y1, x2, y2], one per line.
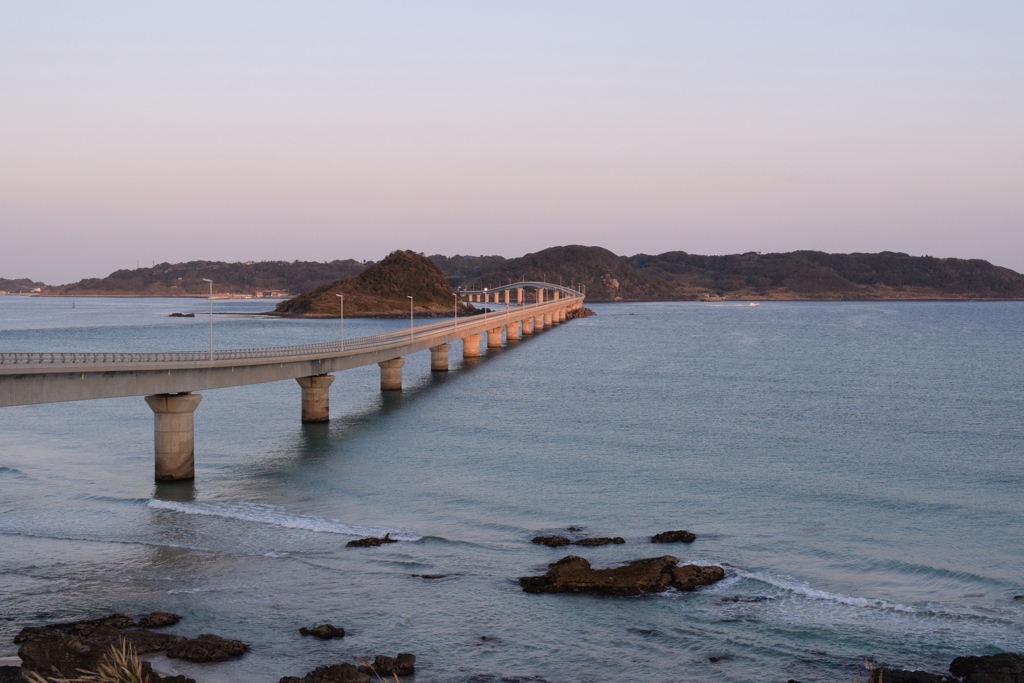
[430, 343, 451, 372]
[145, 392, 203, 481]
[487, 327, 504, 349]
[462, 333, 482, 358]
[296, 374, 334, 423]
[545, 311, 555, 326]
[558, 308, 567, 322]
[534, 314, 545, 331]
[522, 317, 534, 335]
[378, 358, 406, 390]
[506, 320, 522, 341]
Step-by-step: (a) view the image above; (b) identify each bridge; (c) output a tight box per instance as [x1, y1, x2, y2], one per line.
[0, 282, 585, 481]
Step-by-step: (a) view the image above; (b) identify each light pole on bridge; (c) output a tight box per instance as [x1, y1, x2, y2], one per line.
[408, 296, 414, 340]
[336, 294, 344, 350]
[201, 278, 213, 362]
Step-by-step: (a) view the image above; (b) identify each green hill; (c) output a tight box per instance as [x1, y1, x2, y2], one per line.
[274, 250, 471, 317]
[42, 260, 369, 297]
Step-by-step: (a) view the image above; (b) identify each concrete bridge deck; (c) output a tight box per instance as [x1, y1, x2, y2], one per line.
[0, 282, 585, 480]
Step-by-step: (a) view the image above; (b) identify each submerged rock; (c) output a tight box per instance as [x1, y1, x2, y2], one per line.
[346, 533, 398, 548]
[138, 611, 183, 628]
[300, 624, 346, 640]
[573, 537, 625, 546]
[14, 613, 136, 644]
[359, 653, 416, 678]
[165, 634, 249, 662]
[949, 652, 1024, 682]
[519, 555, 724, 596]
[280, 663, 370, 683]
[412, 573, 448, 579]
[531, 535, 571, 547]
[650, 530, 696, 544]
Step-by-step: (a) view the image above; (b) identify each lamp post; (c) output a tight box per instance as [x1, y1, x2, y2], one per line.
[407, 296, 414, 340]
[336, 294, 344, 349]
[454, 294, 458, 328]
[483, 288, 487, 320]
[201, 278, 213, 361]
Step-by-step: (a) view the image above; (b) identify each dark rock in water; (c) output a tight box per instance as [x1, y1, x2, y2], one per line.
[18, 633, 102, 677]
[138, 611, 183, 628]
[532, 535, 571, 547]
[280, 663, 370, 683]
[519, 555, 725, 596]
[708, 656, 720, 662]
[168, 312, 195, 318]
[1014, 595, 1024, 600]
[165, 634, 249, 662]
[412, 573, 448, 579]
[566, 526, 584, 532]
[15, 613, 136, 643]
[949, 652, 1024, 682]
[869, 668, 955, 683]
[300, 624, 346, 640]
[143, 662, 197, 683]
[17, 626, 185, 677]
[346, 533, 398, 548]
[651, 530, 696, 544]
[359, 653, 416, 678]
[0, 666, 23, 683]
[573, 537, 625, 546]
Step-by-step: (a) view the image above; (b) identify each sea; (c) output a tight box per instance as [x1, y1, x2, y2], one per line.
[0, 296, 1022, 683]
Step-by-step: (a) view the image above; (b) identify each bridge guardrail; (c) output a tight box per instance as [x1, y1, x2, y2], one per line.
[0, 291, 583, 368]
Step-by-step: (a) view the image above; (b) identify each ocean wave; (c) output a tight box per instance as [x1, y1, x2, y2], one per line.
[732, 567, 916, 613]
[0, 466, 28, 478]
[146, 499, 421, 541]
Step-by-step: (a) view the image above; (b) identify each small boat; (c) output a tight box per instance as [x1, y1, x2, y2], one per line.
[168, 312, 196, 318]
[748, 302, 760, 307]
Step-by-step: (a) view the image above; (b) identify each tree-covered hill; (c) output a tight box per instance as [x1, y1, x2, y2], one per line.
[274, 250, 472, 316]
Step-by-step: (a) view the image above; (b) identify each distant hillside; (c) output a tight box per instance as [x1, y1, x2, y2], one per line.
[461, 247, 1024, 300]
[275, 250, 471, 317]
[42, 260, 371, 297]
[0, 277, 46, 294]
[30, 247, 1024, 301]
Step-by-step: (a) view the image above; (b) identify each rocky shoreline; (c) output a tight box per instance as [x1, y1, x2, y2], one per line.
[3, 528, 1020, 682]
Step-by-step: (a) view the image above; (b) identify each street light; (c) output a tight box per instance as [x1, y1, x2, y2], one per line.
[201, 278, 213, 361]
[483, 288, 488, 319]
[454, 293, 458, 328]
[407, 296, 414, 340]
[336, 294, 344, 349]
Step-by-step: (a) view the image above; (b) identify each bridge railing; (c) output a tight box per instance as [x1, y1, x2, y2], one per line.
[0, 292, 582, 367]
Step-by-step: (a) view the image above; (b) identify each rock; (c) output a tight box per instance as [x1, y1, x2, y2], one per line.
[708, 656, 720, 662]
[566, 526, 584, 532]
[18, 633, 102, 677]
[15, 613, 136, 644]
[300, 624, 346, 640]
[280, 663, 370, 683]
[573, 537, 625, 546]
[1014, 595, 1023, 600]
[651, 530, 696, 544]
[165, 634, 249, 662]
[949, 652, 1024, 682]
[143, 663, 197, 683]
[346, 533, 398, 548]
[0, 666, 23, 683]
[412, 574, 447, 579]
[531, 535, 571, 547]
[138, 611, 183, 628]
[358, 654, 415, 678]
[519, 555, 725, 596]
[869, 668, 955, 683]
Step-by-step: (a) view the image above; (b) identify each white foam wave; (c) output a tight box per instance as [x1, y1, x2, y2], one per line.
[147, 499, 421, 541]
[732, 568, 916, 613]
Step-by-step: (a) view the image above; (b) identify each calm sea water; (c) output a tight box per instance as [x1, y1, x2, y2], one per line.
[1, 297, 1022, 682]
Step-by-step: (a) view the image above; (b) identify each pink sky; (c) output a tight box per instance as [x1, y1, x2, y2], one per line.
[2, 2, 1022, 284]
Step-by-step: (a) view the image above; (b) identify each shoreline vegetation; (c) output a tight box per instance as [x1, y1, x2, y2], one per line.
[14, 246, 1024, 302]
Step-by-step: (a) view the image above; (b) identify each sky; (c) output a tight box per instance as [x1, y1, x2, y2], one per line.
[2, 2, 1022, 284]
